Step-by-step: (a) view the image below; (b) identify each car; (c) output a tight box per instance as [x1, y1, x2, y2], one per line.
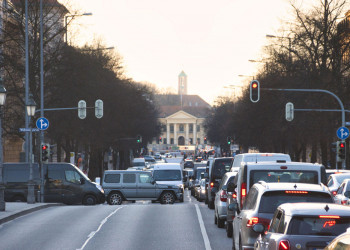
[327, 172, 350, 195]
[254, 203, 350, 250]
[214, 172, 237, 229]
[324, 228, 350, 249]
[165, 153, 172, 158]
[194, 178, 206, 201]
[132, 158, 146, 168]
[205, 157, 234, 209]
[183, 159, 194, 169]
[230, 182, 333, 250]
[183, 169, 194, 188]
[234, 161, 328, 211]
[326, 169, 350, 179]
[333, 179, 350, 205]
[195, 156, 203, 162]
[144, 155, 156, 164]
[191, 166, 206, 196]
[102, 170, 183, 204]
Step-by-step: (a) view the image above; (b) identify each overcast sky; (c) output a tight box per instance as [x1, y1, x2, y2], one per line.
[64, 0, 299, 105]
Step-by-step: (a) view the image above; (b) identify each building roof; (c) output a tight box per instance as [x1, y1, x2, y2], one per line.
[179, 71, 187, 77]
[159, 105, 210, 118]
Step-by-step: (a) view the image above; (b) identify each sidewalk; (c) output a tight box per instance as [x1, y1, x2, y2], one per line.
[0, 202, 61, 225]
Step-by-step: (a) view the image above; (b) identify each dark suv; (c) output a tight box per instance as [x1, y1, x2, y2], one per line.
[230, 182, 333, 250]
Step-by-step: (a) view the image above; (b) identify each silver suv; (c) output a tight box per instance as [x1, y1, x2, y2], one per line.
[102, 170, 183, 205]
[230, 182, 333, 250]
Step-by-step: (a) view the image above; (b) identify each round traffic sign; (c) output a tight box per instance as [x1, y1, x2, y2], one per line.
[36, 117, 50, 130]
[337, 126, 349, 140]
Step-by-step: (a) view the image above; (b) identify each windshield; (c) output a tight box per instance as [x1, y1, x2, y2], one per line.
[153, 170, 182, 181]
[212, 159, 233, 179]
[289, 216, 350, 236]
[259, 191, 333, 213]
[250, 170, 318, 187]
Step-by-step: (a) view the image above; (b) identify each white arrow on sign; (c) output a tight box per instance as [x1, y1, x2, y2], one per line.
[340, 128, 349, 138]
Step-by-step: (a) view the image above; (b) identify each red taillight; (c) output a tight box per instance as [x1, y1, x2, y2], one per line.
[232, 193, 237, 198]
[240, 182, 247, 208]
[319, 215, 340, 219]
[278, 240, 290, 250]
[332, 191, 337, 196]
[210, 182, 214, 188]
[247, 217, 259, 227]
[342, 200, 348, 205]
[285, 191, 308, 194]
[220, 190, 227, 202]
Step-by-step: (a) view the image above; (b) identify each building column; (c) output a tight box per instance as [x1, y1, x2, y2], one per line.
[174, 123, 178, 145]
[193, 122, 197, 145]
[185, 123, 189, 145]
[166, 123, 170, 144]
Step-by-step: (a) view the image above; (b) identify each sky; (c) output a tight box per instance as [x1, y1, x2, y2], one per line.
[63, 0, 297, 105]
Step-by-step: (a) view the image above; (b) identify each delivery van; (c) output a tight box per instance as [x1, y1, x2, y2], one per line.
[3, 162, 105, 205]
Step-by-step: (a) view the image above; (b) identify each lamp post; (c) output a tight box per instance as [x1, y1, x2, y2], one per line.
[266, 34, 292, 65]
[0, 83, 6, 211]
[26, 94, 36, 204]
[81, 46, 114, 52]
[65, 12, 93, 44]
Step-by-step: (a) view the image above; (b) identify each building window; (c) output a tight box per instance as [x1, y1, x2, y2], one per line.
[197, 125, 200, 132]
[171, 138, 174, 144]
[179, 124, 184, 132]
[189, 124, 193, 133]
[189, 138, 193, 144]
[197, 138, 201, 144]
[164, 137, 167, 144]
[170, 124, 174, 132]
[161, 124, 166, 132]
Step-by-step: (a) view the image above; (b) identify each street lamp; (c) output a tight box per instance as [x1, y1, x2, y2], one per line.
[26, 94, 36, 204]
[65, 12, 93, 44]
[0, 82, 7, 211]
[81, 46, 115, 52]
[266, 34, 292, 64]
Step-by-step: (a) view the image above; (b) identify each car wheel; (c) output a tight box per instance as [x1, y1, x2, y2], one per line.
[108, 192, 123, 205]
[83, 194, 97, 205]
[218, 216, 225, 228]
[160, 191, 175, 204]
[226, 222, 233, 238]
[214, 213, 218, 224]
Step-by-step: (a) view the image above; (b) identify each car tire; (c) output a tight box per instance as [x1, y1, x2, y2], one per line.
[214, 213, 218, 225]
[226, 222, 233, 238]
[107, 192, 123, 205]
[217, 216, 225, 228]
[160, 191, 175, 204]
[83, 194, 97, 205]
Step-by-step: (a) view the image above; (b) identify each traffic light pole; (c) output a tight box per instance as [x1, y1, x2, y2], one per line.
[263, 88, 347, 169]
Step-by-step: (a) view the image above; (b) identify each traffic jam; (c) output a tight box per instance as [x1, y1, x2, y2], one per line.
[183, 153, 350, 250]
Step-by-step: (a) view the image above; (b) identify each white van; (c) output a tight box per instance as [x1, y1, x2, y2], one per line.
[153, 163, 184, 202]
[230, 153, 291, 172]
[233, 161, 327, 210]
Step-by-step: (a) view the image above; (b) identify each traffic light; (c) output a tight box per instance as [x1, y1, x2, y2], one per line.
[285, 102, 294, 122]
[250, 80, 260, 103]
[95, 99, 103, 119]
[227, 136, 231, 145]
[339, 142, 346, 160]
[159, 137, 162, 143]
[136, 135, 142, 143]
[42, 144, 49, 162]
[78, 100, 86, 119]
[204, 137, 207, 144]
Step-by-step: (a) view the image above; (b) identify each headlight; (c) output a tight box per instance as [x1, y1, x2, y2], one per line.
[96, 184, 104, 193]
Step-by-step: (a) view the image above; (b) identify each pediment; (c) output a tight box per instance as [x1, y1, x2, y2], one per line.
[166, 110, 197, 120]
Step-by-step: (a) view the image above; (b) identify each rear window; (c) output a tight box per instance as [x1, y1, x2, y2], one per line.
[212, 158, 234, 179]
[258, 191, 333, 213]
[184, 161, 194, 168]
[288, 216, 350, 236]
[133, 162, 145, 167]
[154, 170, 182, 181]
[250, 170, 318, 188]
[334, 174, 350, 184]
[104, 174, 121, 183]
[196, 168, 206, 179]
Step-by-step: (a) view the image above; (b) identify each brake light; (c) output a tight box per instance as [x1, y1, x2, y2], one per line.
[247, 217, 259, 227]
[280, 166, 287, 170]
[240, 182, 247, 208]
[220, 190, 228, 202]
[210, 182, 214, 187]
[319, 215, 340, 219]
[232, 193, 237, 198]
[278, 240, 290, 250]
[285, 191, 308, 194]
[332, 191, 337, 196]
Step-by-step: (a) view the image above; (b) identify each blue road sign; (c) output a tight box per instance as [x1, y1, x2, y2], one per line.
[337, 126, 349, 140]
[36, 117, 49, 130]
[19, 128, 39, 132]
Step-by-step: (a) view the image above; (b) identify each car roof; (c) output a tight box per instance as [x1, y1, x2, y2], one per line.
[245, 161, 322, 167]
[279, 203, 350, 217]
[153, 163, 181, 170]
[326, 169, 350, 173]
[224, 171, 238, 178]
[237, 153, 290, 157]
[104, 170, 151, 174]
[253, 182, 329, 193]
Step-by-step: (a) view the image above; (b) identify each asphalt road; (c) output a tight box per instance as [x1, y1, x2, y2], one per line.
[0, 191, 232, 250]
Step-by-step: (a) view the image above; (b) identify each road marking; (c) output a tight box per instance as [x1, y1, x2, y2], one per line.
[77, 206, 124, 250]
[195, 204, 212, 250]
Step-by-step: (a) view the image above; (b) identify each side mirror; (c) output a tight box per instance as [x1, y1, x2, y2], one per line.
[344, 191, 350, 198]
[252, 223, 265, 234]
[228, 203, 238, 212]
[203, 172, 209, 178]
[151, 178, 156, 185]
[80, 177, 85, 185]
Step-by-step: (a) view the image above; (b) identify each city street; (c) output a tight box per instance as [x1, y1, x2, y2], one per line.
[0, 189, 231, 250]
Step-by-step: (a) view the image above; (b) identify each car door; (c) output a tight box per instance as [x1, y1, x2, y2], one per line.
[62, 169, 84, 204]
[334, 183, 345, 204]
[261, 210, 283, 249]
[44, 166, 63, 203]
[137, 172, 156, 198]
[122, 173, 137, 198]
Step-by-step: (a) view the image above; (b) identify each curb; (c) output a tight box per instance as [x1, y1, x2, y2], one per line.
[0, 203, 63, 225]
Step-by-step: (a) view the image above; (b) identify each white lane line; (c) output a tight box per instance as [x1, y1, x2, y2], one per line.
[195, 204, 212, 250]
[77, 206, 124, 250]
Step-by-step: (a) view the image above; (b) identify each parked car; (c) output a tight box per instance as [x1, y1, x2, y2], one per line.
[214, 172, 237, 229]
[4, 162, 105, 205]
[165, 153, 172, 158]
[195, 178, 206, 201]
[333, 179, 350, 205]
[325, 228, 350, 250]
[102, 170, 183, 204]
[327, 173, 350, 195]
[153, 163, 184, 202]
[206, 157, 234, 209]
[254, 203, 350, 250]
[234, 161, 327, 211]
[230, 182, 333, 250]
